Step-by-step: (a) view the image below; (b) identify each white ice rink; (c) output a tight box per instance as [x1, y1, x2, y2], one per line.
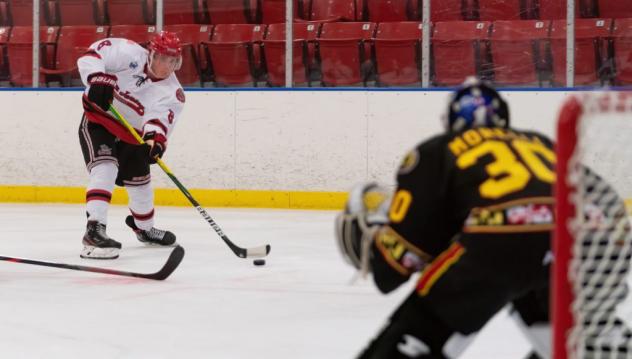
[0, 204, 532, 358]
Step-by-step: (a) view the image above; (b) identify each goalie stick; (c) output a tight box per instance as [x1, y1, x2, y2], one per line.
[109, 105, 271, 259]
[0, 245, 185, 280]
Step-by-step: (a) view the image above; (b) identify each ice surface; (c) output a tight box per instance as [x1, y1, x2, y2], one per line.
[0, 204, 531, 358]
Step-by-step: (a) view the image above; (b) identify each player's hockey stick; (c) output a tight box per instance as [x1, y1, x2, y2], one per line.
[0, 245, 185, 280]
[109, 105, 271, 259]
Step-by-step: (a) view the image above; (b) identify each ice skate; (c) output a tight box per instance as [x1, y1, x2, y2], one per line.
[125, 215, 176, 246]
[81, 220, 122, 259]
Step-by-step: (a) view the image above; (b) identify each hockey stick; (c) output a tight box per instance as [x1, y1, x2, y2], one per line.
[109, 105, 271, 259]
[0, 245, 185, 280]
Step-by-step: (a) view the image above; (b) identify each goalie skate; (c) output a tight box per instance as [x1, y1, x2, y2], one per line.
[125, 216, 177, 246]
[81, 220, 122, 259]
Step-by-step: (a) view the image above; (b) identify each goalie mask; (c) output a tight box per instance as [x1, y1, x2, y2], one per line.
[445, 78, 510, 132]
[148, 31, 183, 78]
[335, 182, 392, 274]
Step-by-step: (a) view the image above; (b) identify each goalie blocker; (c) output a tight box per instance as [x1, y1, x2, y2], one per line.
[335, 79, 555, 358]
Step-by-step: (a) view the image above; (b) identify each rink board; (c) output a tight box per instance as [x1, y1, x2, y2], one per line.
[3, 88, 629, 209]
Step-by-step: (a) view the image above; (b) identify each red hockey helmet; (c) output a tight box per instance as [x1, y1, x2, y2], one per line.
[149, 31, 182, 57]
[148, 31, 182, 75]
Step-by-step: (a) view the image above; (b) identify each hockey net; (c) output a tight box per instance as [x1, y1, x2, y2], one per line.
[554, 92, 632, 359]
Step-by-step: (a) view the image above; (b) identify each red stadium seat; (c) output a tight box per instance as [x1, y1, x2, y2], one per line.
[364, 0, 417, 22]
[203, 23, 265, 86]
[109, 25, 157, 47]
[263, 22, 319, 86]
[164, 0, 208, 25]
[596, 0, 632, 19]
[489, 20, 550, 86]
[0, 2, 8, 26]
[432, 20, 491, 86]
[373, 21, 422, 86]
[549, 18, 611, 86]
[477, 0, 531, 20]
[430, 0, 465, 21]
[536, 0, 582, 19]
[4, 0, 52, 26]
[612, 18, 632, 85]
[206, 0, 257, 24]
[7, 26, 59, 86]
[0, 26, 10, 80]
[55, 0, 106, 25]
[164, 24, 213, 86]
[318, 22, 376, 86]
[106, 0, 155, 25]
[260, 0, 304, 24]
[40, 25, 109, 86]
[308, 0, 357, 21]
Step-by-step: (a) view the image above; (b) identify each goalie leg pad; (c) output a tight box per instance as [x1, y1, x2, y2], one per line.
[358, 292, 455, 358]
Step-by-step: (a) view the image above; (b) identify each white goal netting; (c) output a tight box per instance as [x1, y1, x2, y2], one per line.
[555, 92, 632, 359]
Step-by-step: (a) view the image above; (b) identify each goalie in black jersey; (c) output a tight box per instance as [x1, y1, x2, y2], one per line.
[336, 79, 554, 358]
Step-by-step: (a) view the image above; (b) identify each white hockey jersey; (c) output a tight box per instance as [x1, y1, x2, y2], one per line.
[77, 38, 185, 146]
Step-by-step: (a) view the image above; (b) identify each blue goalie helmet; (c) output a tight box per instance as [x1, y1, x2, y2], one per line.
[445, 78, 510, 132]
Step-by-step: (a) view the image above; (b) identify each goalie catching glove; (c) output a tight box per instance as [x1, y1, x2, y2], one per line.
[335, 182, 392, 276]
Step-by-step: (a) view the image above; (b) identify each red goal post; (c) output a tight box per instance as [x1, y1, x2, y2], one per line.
[554, 91, 632, 359]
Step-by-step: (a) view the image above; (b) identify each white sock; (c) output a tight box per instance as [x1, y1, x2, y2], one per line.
[86, 162, 117, 224]
[127, 183, 154, 230]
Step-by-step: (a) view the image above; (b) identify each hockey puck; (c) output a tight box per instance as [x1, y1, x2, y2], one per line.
[253, 259, 266, 266]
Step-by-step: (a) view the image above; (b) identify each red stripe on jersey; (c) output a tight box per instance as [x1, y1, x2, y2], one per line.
[82, 95, 142, 145]
[145, 119, 168, 136]
[130, 209, 154, 221]
[415, 242, 466, 296]
[81, 50, 101, 59]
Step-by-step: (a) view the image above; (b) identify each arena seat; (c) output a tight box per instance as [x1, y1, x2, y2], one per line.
[40, 25, 109, 86]
[432, 20, 491, 86]
[206, 0, 257, 24]
[0, 2, 8, 25]
[489, 20, 550, 86]
[7, 26, 59, 86]
[612, 18, 632, 85]
[263, 22, 318, 86]
[202, 23, 265, 86]
[164, 24, 213, 86]
[596, 0, 632, 19]
[3, 0, 52, 26]
[549, 18, 611, 86]
[0, 26, 10, 80]
[430, 0, 465, 21]
[364, 0, 417, 22]
[477, 0, 531, 20]
[536, 0, 591, 19]
[307, 0, 357, 21]
[318, 22, 376, 86]
[260, 0, 304, 24]
[55, 0, 105, 25]
[109, 25, 156, 47]
[164, 0, 206, 25]
[373, 21, 422, 86]
[106, 0, 155, 25]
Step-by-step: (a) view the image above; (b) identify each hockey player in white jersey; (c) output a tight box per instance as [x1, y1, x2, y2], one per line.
[77, 31, 185, 259]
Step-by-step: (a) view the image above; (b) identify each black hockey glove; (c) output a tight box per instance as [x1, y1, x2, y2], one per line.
[87, 72, 117, 112]
[143, 131, 167, 164]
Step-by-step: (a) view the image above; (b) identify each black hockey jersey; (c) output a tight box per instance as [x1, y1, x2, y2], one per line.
[371, 127, 556, 292]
